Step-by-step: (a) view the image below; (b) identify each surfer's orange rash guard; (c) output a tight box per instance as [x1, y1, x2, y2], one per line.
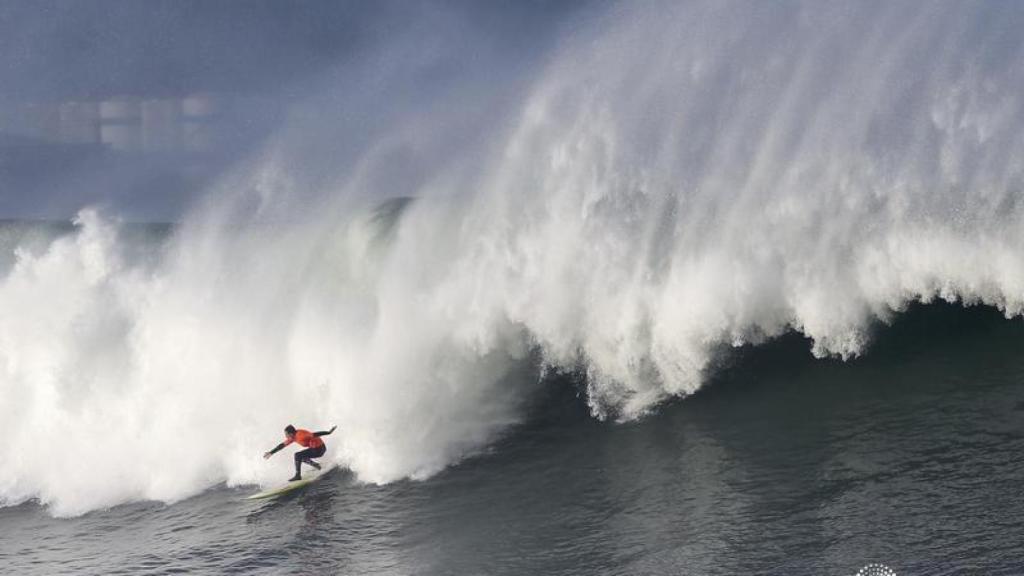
[284, 429, 325, 449]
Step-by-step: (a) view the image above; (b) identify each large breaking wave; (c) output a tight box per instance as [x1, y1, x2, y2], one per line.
[3, 0, 1024, 515]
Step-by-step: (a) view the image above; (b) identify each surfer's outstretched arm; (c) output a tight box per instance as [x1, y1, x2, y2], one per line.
[263, 443, 286, 459]
[314, 425, 337, 437]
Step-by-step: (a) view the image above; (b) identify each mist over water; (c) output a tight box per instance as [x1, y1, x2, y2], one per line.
[3, 0, 1024, 517]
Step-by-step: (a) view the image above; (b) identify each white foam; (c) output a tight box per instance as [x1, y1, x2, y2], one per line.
[4, 1, 1024, 515]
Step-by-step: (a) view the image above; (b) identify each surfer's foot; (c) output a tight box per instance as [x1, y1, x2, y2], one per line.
[288, 474, 302, 482]
[310, 462, 322, 470]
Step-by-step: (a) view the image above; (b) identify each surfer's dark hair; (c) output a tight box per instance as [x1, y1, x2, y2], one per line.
[284, 425, 296, 435]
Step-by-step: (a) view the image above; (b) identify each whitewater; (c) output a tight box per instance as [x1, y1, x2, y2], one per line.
[3, 0, 1024, 518]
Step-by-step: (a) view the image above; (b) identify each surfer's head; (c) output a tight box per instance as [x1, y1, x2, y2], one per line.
[284, 424, 296, 438]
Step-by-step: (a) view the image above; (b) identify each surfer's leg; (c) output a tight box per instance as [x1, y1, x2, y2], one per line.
[292, 449, 309, 480]
[301, 445, 326, 470]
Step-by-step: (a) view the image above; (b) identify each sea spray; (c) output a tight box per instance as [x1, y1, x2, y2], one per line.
[475, 0, 1024, 415]
[0, 202, 536, 516]
[4, 0, 1024, 515]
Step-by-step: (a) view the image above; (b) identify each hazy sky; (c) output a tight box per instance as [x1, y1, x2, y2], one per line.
[0, 0, 583, 100]
[0, 0, 586, 221]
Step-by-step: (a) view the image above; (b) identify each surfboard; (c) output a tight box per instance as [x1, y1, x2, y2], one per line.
[246, 467, 334, 500]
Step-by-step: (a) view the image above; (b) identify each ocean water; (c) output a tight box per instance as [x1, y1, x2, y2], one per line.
[1, 304, 1022, 575]
[4, 1, 1024, 574]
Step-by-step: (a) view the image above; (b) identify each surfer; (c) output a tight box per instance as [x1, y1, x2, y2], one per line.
[264, 424, 337, 481]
